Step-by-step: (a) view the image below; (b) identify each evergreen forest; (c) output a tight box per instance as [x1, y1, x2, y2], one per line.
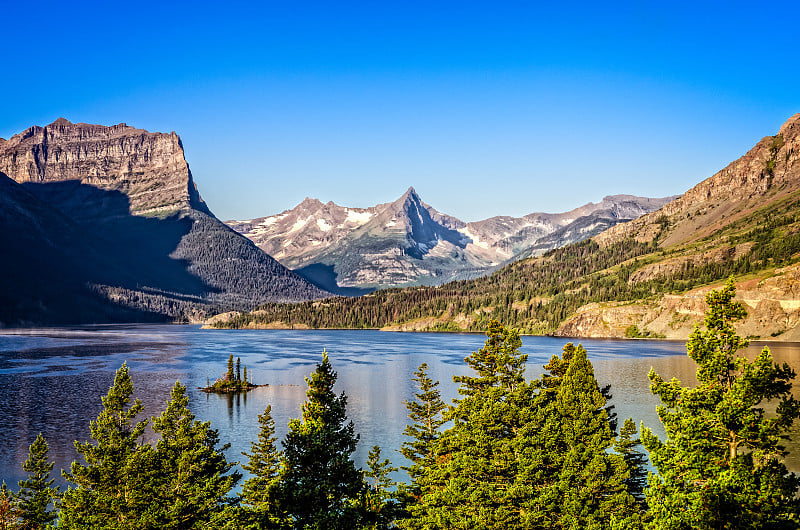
[2, 282, 799, 529]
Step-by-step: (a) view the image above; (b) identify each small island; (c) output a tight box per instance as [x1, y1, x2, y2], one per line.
[201, 354, 264, 393]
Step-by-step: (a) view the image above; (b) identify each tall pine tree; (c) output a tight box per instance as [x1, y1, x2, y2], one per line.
[547, 345, 636, 528]
[643, 278, 800, 528]
[241, 405, 284, 528]
[15, 433, 59, 528]
[59, 362, 153, 529]
[275, 350, 363, 529]
[412, 320, 532, 529]
[360, 445, 399, 530]
[148, 381, 240, 528]
[400, 363, 446, 487]
[614, 418, 648, 509]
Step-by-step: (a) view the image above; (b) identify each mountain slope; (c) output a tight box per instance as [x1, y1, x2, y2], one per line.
[0, 119, 327, 325]
[214, 114, 800, 340]
[230, 188, 673, 290]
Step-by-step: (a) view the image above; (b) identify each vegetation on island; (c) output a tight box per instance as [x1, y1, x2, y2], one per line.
[203, 354, 260, 393]
[214, 192, 800, 334]
[2, 282, 799, 528]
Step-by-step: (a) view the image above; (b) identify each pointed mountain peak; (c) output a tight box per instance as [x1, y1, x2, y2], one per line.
[50, 117, 72, 127]
[395, 186, 422, 205]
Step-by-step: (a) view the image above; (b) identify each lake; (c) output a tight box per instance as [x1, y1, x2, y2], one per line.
[1, 325, 799, 488]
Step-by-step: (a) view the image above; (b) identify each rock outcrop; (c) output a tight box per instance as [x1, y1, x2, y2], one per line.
[0, 118, 209, 216]
[555, 264, 800, 341]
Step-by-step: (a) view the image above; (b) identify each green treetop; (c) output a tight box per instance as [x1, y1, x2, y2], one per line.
[227, 354, 235, 382]
[400, 363, 446, 484]
[547, 344, 636, 528]
[148, 381, 240, 528]
[643, 278, 800, 528]
[361, 445, 399, 530]
[614, 418, 649, 508]
[241, 405, 284, 528]
[411, 320, 532, 530]
[15, 433, 59, 528]
[59, 362, 152, 529]
[275, 350, 363, 529]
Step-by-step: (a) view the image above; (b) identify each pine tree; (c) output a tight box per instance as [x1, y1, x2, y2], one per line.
[548, 345, 636, 528]
[15, 433, 59, 528]
[241, 405, 283, 528]
[148, 381, 241, 528]
[275, 350, 363, 529]
[0, 483, 16, 530]
[227, 354, 235, 382]
[614, 419, 648, 508]
[412, 320, 531, 529]
[643, 278, 800, 528]
[400, 363, 446, 486]
[59, 362, 153, 529]
[236, 357, 241, 382]
[243, 366, 248, 384]
[361, 446, 399, 530]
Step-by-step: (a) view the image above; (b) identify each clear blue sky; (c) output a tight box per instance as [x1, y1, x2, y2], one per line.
[2, 1, 798, 221]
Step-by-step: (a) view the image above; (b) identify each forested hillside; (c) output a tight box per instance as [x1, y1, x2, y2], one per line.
[214, 115, 800, 337]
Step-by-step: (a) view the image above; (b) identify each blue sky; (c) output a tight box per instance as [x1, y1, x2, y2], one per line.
[1, 1, 798, 221]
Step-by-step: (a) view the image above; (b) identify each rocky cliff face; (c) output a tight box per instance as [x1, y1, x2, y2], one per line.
[230, 189, 672, 290]
[0, 118, 327, 325]
[0, 118, 209, 216]
[555, 265, 800, 342]
[596, 114, 800, 247]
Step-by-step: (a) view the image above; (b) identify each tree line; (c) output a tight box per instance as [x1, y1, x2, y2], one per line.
[3, 281, 800, 528]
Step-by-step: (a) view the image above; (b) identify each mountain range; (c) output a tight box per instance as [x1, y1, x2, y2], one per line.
[0, 118, 327, 326]
[227, 189, 674, 291]
[214, 113, 800, 341]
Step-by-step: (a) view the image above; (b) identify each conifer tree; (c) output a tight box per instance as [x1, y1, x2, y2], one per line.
[614, 419, 648, 507]
[548, 345, 636, 528]
[59, 362, 152, 528]
[275, 350, 363, 529]
[361, 446, 399, 530]
[643, 279, 800, 528]
[241, 405, 283, 528]
[227, 354, 235, 382]
[0, 483, 16, 530]
[412, 320, 531, 529]
[15, 433, 59, 528]
[236, 357, 241, 382]
[243, 366, 248, 384]
[400, 363, 446, 486]
[148, 381, 240, 528]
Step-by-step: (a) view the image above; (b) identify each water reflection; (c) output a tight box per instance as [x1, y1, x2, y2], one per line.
[0, 326, 798, 488]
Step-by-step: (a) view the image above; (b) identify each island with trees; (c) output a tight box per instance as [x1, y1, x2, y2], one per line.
[201, 354, 263, 393]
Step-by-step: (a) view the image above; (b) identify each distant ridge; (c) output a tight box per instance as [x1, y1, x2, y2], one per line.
[228, 187, 674, 290]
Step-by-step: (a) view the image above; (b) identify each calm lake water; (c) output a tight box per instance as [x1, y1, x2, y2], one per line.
[1, 325, 799, 488]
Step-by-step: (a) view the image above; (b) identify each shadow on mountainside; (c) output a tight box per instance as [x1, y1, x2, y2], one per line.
[294, 263, 374, 297]
[22, 181, 213, 297]
[0, 177, 228, 326]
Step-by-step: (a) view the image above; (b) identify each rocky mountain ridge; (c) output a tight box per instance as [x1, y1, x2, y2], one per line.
[0, 118, 327, 326]
[229, 188, 674, 290]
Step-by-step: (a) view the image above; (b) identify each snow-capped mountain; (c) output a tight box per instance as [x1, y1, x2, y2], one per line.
[228, 188, 676, 291]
